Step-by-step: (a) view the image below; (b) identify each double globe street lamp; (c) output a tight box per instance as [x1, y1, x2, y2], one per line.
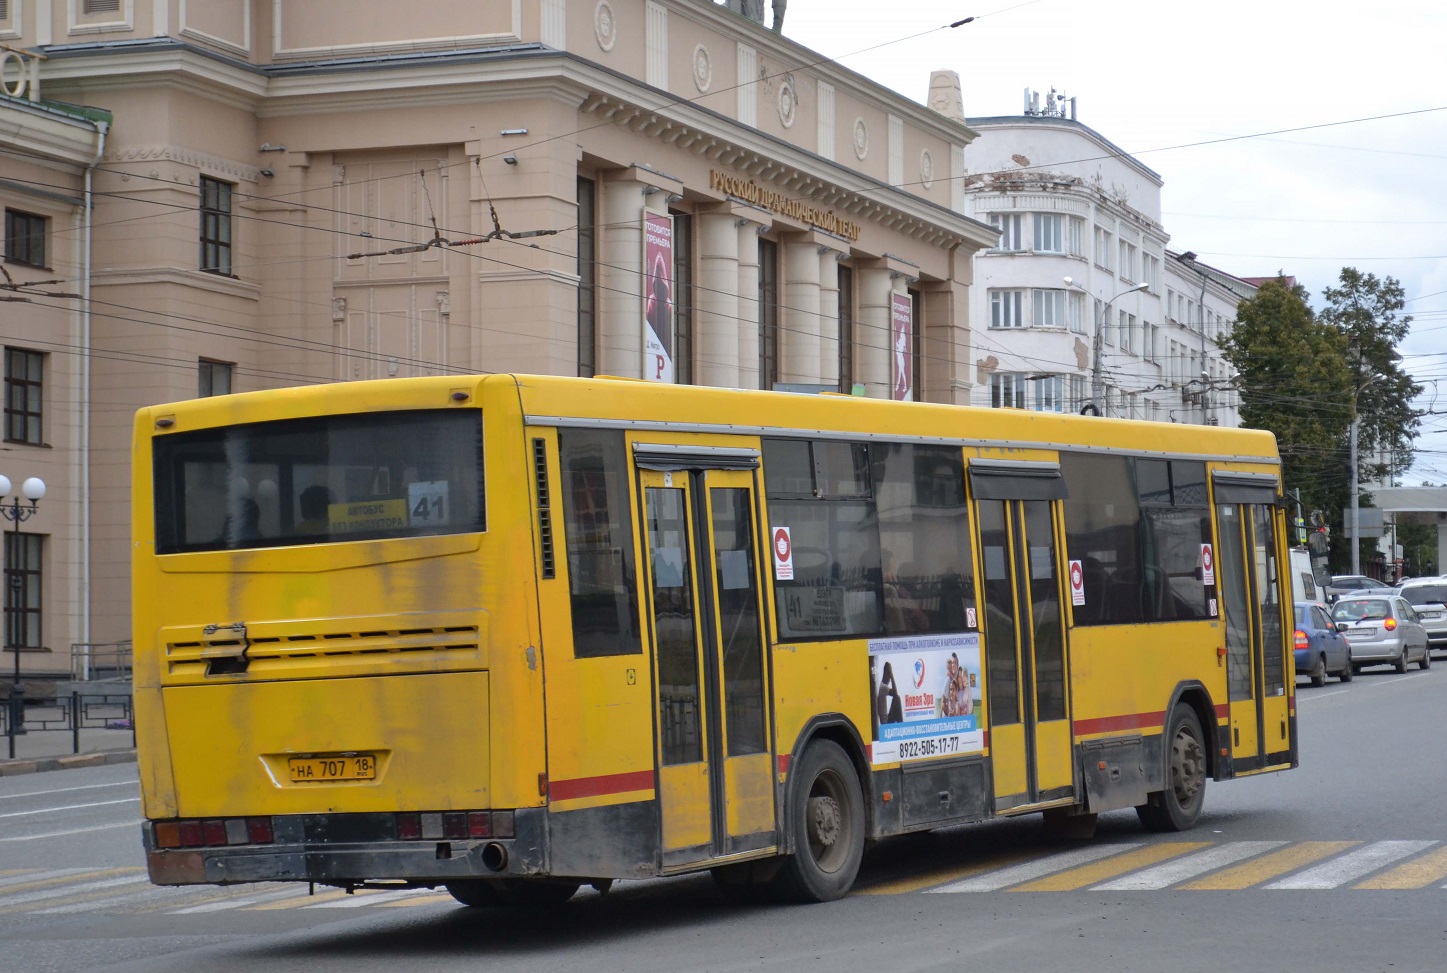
[1, 474, 45, 751]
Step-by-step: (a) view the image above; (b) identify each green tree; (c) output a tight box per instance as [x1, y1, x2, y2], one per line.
[1219, 277, 1354, 543]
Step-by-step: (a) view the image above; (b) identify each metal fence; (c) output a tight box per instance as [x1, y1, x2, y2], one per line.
[3, 691, 135, 760]
[70, 640, 133, 682]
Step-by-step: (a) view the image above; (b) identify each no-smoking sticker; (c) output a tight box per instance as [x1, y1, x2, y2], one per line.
[772, 526, 794, 580]
[1200, 544, 1215, 586]
[1068, 559, 1085, 606]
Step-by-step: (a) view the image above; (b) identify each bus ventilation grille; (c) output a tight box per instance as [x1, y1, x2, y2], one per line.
[533, 437, 555, 579]
[167, 625, 480, 664]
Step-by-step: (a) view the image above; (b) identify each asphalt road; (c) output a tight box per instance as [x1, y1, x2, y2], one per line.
[3, 661, 1445, 973]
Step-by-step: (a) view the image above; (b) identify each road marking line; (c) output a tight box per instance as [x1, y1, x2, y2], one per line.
[0, 822, 136, 842]
[855, 849, 1039, 896]
[1266, 840, 1438, 889]
[1013, 842, 1209, 892]
[377, 892, 456, 908]
[0, 868, 94, 891]
[0, 798, 139, 819]
[927, 843, 1145, 893]
[34, 887, 187, 915]
[0, 873, 150, 910]
[1357, 845, 1447, 889]
[0, 780, 138, 802]
[1092, 841, 1288, 890]
[168, 887, 304, 914]
[0, 868, 138, 900]
[247, 888, 350, 910]
[303, 888, 434, 908]
[1181, 841, 1359, 890]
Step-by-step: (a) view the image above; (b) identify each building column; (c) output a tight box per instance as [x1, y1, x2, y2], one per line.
[736, 221, 763, 389]
[696, 212, 741, 388]
[779, 238, 822, 385]
[856, 266, 896, 399]
[817, 247, 842, 390]
[598, 177, 647, 377]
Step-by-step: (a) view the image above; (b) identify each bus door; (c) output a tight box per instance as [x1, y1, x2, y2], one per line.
[637, 451, 775, 868]
[1212, 473, 1289, 772]
[970, 462, 1073, 812]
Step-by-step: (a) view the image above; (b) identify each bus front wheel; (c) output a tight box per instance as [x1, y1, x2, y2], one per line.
[445, 878, 580, 908]
[1136, 705, 1206, 833]
[772, 739, 865, 903]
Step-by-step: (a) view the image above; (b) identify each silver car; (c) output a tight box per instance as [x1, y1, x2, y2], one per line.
[1331, 595, 1431, 674]
[1398, 579, 1447, 655]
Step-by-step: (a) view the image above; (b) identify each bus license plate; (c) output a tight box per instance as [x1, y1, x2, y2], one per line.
[289, 754, 377, 783]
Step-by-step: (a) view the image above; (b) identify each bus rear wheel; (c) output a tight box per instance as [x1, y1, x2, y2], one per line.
[771, 740, 865, 903]
[445, 878, 580, 908]
[1137, 705, 1206, 833]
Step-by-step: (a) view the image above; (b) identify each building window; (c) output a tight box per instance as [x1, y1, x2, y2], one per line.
[1094, 226, 1113, 271]
[1066, 217, 1085, 256]
[1067, 291, 1085, 333]
[1068, 374, 1087, 413]
[990, 289, 1024, 329]
[199, 176, 233, 275]
[1119, 310, 1138, 355]
[4, 348, 43, 445]
[758, 238, 779, 390]
[1033, 213, 1063, 254]
[4, 531, 42, 653]
[1033, 374, 1065, 412]
[1142, 253, 1161, 293]
[198, 360, 233, 397]
[988, 213, 1022, 252]
[672, 211, 694, 385]
[576, 177, 596, 377]
[1098, 298, 1113, 347]
[1031, 289, 1067, 329]
[990, 372, 1028, 409]
[838, 265, 855, 393]
[4, 210, 47, 268]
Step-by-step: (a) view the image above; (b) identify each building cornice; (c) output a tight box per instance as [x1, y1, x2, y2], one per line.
[965, 114, 1164, 187]
[0, 94, 107, 166]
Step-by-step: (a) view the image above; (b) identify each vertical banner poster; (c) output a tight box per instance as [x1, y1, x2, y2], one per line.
[868, 633, 984, 765]
[643, 212, 675, 383]
[891, 292, 913, 401]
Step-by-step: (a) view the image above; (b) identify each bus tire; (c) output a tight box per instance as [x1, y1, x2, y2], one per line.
[772, 740, 865, 903]
[444, 878, 580, 908]
[1136, 704, 1206, 833]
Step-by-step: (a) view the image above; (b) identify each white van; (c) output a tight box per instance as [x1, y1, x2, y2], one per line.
[1289, 548, 1322, 604]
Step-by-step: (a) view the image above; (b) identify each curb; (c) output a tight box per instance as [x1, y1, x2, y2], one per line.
[0, 749, 138, 777]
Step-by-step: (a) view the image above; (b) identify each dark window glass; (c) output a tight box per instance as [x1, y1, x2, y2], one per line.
[4, 531, 42, 650]
[758, 238, 778, 390]
[1402, 584, 1447, 607]
[198, 360, 233, 397]
[559, 429, 641, 657]
[199, 176, 233, 275]
[152, 410, 483, 554]
[577, 177, 596, 377]
[648, 487, 702, 763]
[873, 443, 975, 636]
[4, 209, 46, 268]
[4, 348, 43, 445]
[1218, 504, 1254, 701]
[672, 212, 694, 385]
[1024, 500, 1065, 720]
[712, 487, 766, 756]
[838, 265, 854, 393]
[978, 499, 1019, 725]
[1255, 504, 1284, 696]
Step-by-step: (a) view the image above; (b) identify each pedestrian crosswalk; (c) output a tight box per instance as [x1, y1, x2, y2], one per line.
[13, 839, 1447, 916]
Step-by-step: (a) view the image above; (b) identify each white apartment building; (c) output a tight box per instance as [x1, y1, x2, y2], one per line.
[945, 84, 1251, 426]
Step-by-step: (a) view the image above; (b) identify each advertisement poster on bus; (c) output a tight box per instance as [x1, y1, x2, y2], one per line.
[890, 292, 912, 401]
[642, 212, 674, 383]
[868, 633, 983, 765]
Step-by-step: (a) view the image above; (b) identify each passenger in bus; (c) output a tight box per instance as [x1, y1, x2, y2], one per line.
[297, 485, 335, 535]
[222, 498, 263, 544]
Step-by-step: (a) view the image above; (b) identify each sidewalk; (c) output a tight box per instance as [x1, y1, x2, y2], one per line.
[0, 725, 138, 776]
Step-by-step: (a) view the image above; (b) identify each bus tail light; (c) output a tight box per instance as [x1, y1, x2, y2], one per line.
[153, 817, 274, 849]
[1385, 618, 1398, 631]
[396, 813, 421, 840]
[1293, 629, 1308, 650]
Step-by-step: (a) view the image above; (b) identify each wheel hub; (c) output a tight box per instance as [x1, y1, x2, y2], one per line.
[809, 794, 841, 847]
[1171, 730, 1205, 802]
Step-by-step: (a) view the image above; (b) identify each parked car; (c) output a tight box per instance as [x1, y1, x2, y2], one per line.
[1397, 578, 1447, 656]
[1330, 595, 1431, 673]
[1294, 601, 1353, 686]
[1324, 575, 1394, 604]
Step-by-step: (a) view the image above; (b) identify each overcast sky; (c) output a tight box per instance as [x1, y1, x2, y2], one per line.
[779, 0, 1447, 485]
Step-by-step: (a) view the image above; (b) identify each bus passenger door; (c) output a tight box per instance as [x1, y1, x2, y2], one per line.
[640, 466, 775, 868]
[1215, 498, 1289, 771]
[976, 496, 1074, 812]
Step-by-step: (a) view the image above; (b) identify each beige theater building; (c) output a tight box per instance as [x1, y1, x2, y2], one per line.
[0, 0, 994, 687]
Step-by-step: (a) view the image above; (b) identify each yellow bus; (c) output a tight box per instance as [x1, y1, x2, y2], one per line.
[133, 374, 1295, 904]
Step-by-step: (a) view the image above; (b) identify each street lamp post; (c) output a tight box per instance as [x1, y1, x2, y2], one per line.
[1, 474, 45, 756]
[1348, 375, 1380, 576]
[1064, 277, 1148, 416]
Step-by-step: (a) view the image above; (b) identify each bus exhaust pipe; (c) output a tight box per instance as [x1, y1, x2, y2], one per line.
[481, 843, 508, 872]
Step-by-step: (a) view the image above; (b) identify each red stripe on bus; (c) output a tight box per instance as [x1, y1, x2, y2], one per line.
[548, 770, 655, 802]
[1073, 711, 1167, 736]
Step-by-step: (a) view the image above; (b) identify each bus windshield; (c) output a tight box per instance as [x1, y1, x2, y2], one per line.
[152, 409, 484, 553]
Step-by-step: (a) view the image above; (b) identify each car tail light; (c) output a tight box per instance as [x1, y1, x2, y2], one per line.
[1294, 629, 1308, 650]
[1385, 618, 1398, 631]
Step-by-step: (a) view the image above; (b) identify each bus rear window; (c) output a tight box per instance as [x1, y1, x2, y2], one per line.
[152, 409, 484, 554]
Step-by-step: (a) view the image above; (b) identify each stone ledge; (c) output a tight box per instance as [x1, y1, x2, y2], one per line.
[0, 750, 137, 776]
